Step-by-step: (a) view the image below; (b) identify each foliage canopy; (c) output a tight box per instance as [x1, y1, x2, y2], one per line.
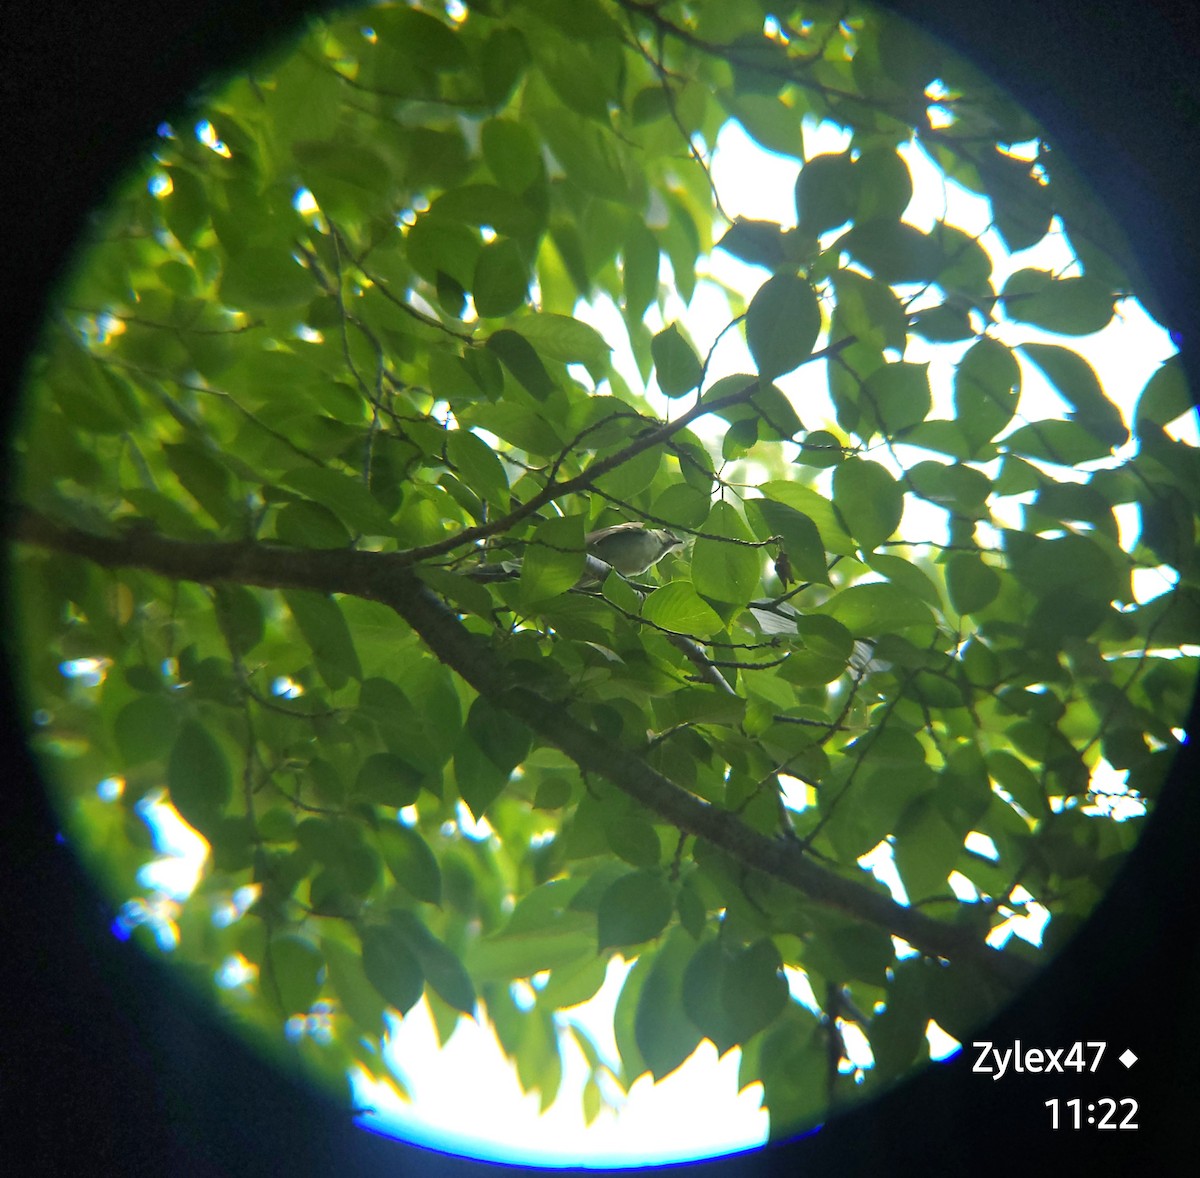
[10, 0, 1198, 1147]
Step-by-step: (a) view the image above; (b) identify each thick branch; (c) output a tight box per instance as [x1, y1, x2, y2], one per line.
[13, 507, 1034, 988]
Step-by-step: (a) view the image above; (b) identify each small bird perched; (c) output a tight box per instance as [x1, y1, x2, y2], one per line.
[469, 523, 683, 585]
[583, 523, 683, 577]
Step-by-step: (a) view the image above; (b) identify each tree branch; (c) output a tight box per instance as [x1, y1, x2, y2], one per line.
[12, 506, 1034, 988]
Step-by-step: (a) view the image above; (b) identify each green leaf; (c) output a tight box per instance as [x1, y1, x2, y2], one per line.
[794, 429, 844, 469]
[322, 935, 387, 1035]
[853, 147, 913, 222]
[527, 77, 641, 204]
[405, 214, 481, 288]
[747, 497, 829, 585]
[453, 731, 510, 821]
[870, 962, 929, 1081]
[1004, 530, 1127, 608]
[930, 223, 994, 297]
[354, 752, 422, 809]
[445, 429, 509, 511]
[634, 931, 703, 1080]
[377, 821, 442, 904]
[509, 313, 611, 378]
[163, 442, 238, 528]
[954, 337, 1020, 451]
[867, 553, 943, 608]
[641, 581, 724, 637]
[745, 274, 821, 381]
[816, 582, 935, 635]
[373, 5, 468, 70]
[485, 329, 556, 400]
[893, 796, 960, 900]
[656, 687, 745, 728]
[262, 933, 323, 1017]
[682, 939, 739, 1053]
[219, 245, 312, 310]
[481, 117, 543, 192]
[605, 816, 662, 868]
[163, 166, 208, 247]
[832, 458, 902, 552]
[360, 925, 424, 1014]
[1134, 356, 1193, 435]
[113, 694, 177, 765]
[390, 911, 476, 1016]
[167, 720, 232, 829]
[650, 483, 711, 530]
[278, 467, 394, 535]
[651, 323, 703, 397]
[721, 938, 789, 1043]
[622, 222, 661, 319]
[985, 750, 1044, 814]
[746, 382, 803, 441]
[761, 479, 856, 556]
[716, 218, 787, 270]
[213, 584, 264, 655]
[843, 219, 942, 284]
[597, 870, 674, 949]
[539, 956, 608, 1010]
[910, 301, 975, 343]
[1002, 419, 1114, 465]
[466, 694, 531, 775]
[473, 238, 530, 318]
[1021, 342, 1127, 447]
[831, 269, 908, 353]
[1000, 269, 1114, 335]
[756, 1010, 826, 1139]
[481, 25, 529, 106]
[430, 184, 540, 242]
[467, 920, 595, 983]
[794, 151, 857, 234]
[520, 514, 586, 607]
[691, 501, 762, 605]
[906, 460, 991, 515]
[861, 361, 931, 435]
[946, 553, 1001, 614]
[531, 23, 621, 121]
[465, 400, 562, 456]
[980, 151, 1053, 252]
[724, 92, 804, 158]
[282, 589, 362, 691]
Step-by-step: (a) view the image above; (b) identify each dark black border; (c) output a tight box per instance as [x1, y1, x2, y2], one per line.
[3, 1, 1198, 1174]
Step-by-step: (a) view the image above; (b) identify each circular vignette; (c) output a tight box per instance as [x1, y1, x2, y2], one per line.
[2, 0, 1200, 1175]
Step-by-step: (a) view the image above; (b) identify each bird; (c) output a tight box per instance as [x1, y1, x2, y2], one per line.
[583, 523, 683, 578]
[468, 523, 683, 585]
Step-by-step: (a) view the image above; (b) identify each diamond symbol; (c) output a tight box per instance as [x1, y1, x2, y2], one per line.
[1119, 1049, 1137, 1068]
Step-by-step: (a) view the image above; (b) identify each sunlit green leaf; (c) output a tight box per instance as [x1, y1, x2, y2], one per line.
[832, 458, 902, 553]
[642, 581, 724, 636]
[520, 514, 586, 607]
[691, 501, 763, 605]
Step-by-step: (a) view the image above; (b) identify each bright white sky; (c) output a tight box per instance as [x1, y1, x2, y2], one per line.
[108, 111, 1189, 1169]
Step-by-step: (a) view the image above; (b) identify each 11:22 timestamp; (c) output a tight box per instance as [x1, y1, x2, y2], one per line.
[1045, 1098, 1138, 1130]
